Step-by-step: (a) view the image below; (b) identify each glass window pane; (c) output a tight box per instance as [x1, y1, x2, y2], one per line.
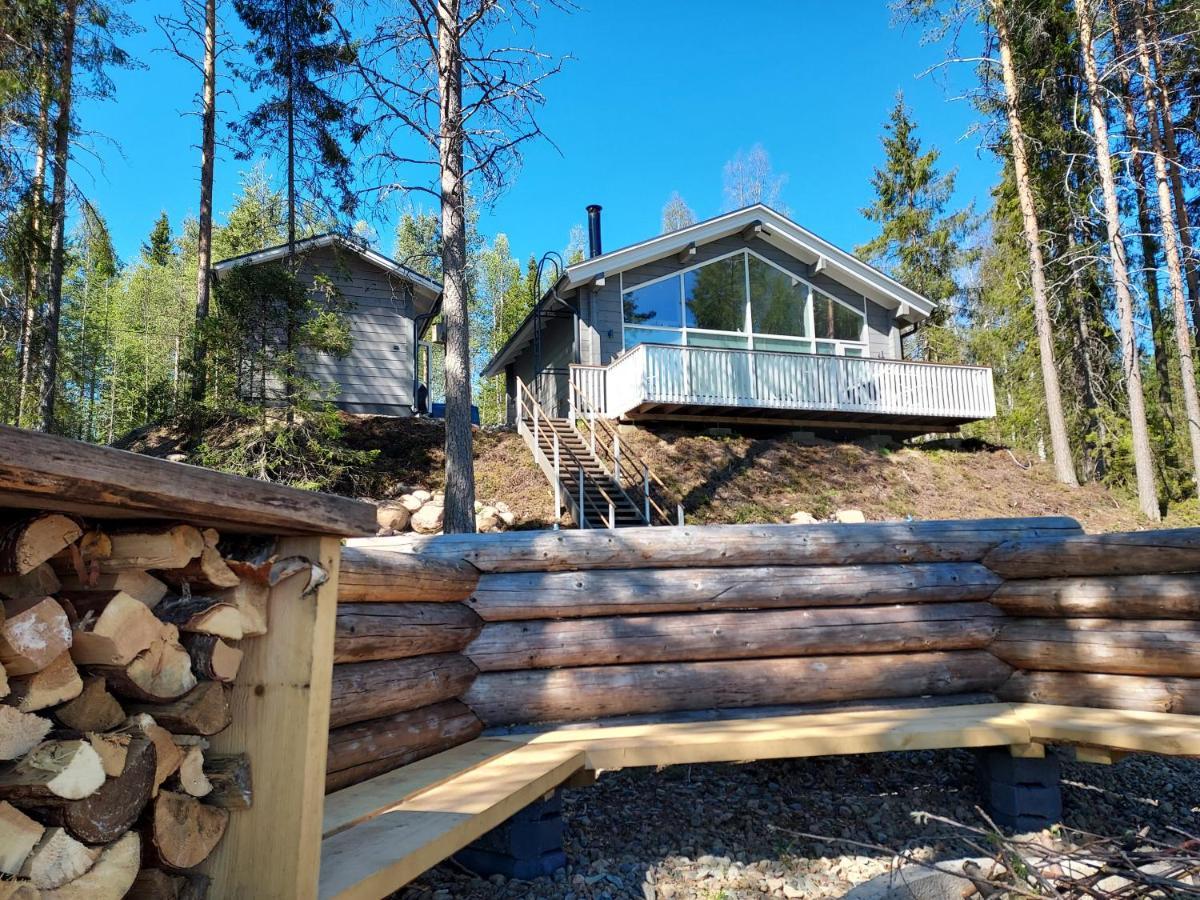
[813, 291, 865, 341]
[687, 331, 750, 350]
[843, 346, 865, 357]
[684, 256, 746, 332]
[623, 326, 682, 350]
[815, 341, 838, 355]
[754, 336, 813, 354]
[748, 256, 808, 337]
[623, 277, 682, 328]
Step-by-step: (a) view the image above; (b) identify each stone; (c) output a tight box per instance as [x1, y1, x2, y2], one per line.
[495, 501, 511, 514]
[788, 511, 819, 525]
[476, 506, 502, 533]
[411, 503, 445, 535]
[474, 501, 484, 512]
[412, 489, 433, 502]
[376, 502, 411, 532]
[166, 453, 188, 463]
[835, 509, 867, 524]
[498, 510, 517, 527]
[399, 494, 424, 512]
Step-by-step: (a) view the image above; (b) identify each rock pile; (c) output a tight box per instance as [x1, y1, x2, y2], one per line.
[375, 491, 517, 536]
[788, 509, 867, 525]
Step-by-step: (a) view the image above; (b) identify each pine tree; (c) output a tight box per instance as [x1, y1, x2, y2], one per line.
[856, 93, 975, 362]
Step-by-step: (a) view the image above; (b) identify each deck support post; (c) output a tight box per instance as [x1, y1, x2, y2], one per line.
[453, 789, 568, 880]
[975, 747, 1062, 832]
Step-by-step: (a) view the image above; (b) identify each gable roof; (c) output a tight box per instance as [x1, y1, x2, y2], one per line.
[481, 204, 935, 377]
[212, 232, 443, 316]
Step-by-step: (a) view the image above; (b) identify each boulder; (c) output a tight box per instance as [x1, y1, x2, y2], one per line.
[432, 491, 445, 504]
[399, 494, 424, 513]
[498, 509, 516, 528]
[835, 509, 867, 524]
[376, 502, 411, 532]
[495, 501, 512, 514]
[410, 503, 445, 535]
[476, 506, 501, 533]
[412, 489, 433, 502]
[788, 511, 819, 525]
[166, 453, 188, 463]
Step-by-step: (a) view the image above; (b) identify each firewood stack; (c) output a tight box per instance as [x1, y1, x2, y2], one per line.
[0, 512, 302, 898]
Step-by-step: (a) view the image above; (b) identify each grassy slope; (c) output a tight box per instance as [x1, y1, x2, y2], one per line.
[119, 415, 1192, 532]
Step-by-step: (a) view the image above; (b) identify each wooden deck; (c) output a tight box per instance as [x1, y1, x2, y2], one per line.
[316, 701, 1200, 900]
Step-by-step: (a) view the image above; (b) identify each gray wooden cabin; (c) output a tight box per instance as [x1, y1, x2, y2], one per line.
[483, 205, 995, 434]
[213, 234, 442, 416]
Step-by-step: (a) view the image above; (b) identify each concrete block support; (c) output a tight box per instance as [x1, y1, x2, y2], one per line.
[975, 748, 1062, 832]
[454, 790, 567, 879]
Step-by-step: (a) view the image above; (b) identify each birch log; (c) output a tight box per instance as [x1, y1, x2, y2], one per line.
[462, 651, 1012, 725]
[468, 563, 1001, 621]
[467, 602, 1003, 671]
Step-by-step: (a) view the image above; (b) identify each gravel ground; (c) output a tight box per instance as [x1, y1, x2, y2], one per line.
[397, 749, 1200, 899]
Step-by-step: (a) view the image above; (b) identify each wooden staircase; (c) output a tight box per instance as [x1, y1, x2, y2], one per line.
[515, 378, 680, 529]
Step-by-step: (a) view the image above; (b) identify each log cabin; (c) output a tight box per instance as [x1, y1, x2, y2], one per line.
[212, 233, 443, 416]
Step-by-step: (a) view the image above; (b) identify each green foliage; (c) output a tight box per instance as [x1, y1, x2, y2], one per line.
[856, 92, 976, 362]
[141, 211, 173, 266]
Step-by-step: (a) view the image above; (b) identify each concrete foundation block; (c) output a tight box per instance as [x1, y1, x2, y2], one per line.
[453, 847, 568, 880]
[975, 748, 1063, 832]
[454, 789, 567, 878]
[975, 748, 1061, 787]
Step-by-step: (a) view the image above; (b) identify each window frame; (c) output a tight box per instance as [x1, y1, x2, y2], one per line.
[619, 248, 869, 357]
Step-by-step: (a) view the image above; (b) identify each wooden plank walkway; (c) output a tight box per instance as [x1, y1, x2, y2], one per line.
[317, 702, 1200, 900]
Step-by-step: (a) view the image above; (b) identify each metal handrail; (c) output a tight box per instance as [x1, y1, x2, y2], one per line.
[516, 378, 623, 529]
[569, 377, 683, 526]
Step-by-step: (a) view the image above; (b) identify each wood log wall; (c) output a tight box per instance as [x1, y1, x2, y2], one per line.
[0, 514, 319, 894]
[327, 517, 1200, 795]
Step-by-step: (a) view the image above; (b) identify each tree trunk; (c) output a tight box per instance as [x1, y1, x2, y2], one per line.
[1146, 0, 1200, 334]
[283, 0, 297, 425]
[437, 0, 477, 533]
[17, 53, 53, 426]
[36, 0, 78, 433]
[1075, 0, 1159, 520]
[1133, 3, 1200, 496]
[1109, 0, 1173, 415]
[190, 0, 217, 404]
[991, 0, 1077, 486]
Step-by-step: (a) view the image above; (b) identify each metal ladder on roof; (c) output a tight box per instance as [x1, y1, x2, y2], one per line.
[515, 377, 682, 529]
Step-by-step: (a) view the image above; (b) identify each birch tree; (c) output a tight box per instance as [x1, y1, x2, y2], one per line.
[1074, 0, 1158, 519]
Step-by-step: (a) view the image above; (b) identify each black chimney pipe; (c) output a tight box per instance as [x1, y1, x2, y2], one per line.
[586, 204, 602, 258]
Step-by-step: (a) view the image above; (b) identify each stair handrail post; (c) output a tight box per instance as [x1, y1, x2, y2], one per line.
[677, 503, 685, 526]
[608, 499, 615, 529]
[613, 431, 621, 483]
[578, 467, 586, 529]
[589, 405, 596, 456]
[553, 430, 561, 530]
[643, 468, 650, 522]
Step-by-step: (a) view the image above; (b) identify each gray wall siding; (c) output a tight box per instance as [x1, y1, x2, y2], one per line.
[299, 246, 416, 414]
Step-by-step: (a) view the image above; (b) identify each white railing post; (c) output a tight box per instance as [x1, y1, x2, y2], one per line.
[643, 469, 650, 522]
[553, 431, 561, 530]
[608, 500, 615, 529]
[589, 407, 596, 455]
[677, 503, 684, 526]
[578, 468, 586, 529]
[613, 432, 621, 483]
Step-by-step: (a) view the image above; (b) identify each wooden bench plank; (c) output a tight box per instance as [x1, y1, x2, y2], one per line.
[318, 744, 585, 900]
[1012, 703, 1200, 756]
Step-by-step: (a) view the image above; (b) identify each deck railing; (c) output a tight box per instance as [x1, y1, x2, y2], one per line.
[574, 344, 996, 421]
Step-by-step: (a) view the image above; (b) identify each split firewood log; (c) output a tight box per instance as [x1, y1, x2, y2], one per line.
[125, 682, 230, 737]
[0, 564, 61, 602]
[128, 868, 210, 899]
[215, 535, 277, 584]
[85, 734, 129, 778]
[203, 754, 251, 810]
[41, 831, 140, 900]
[154, 594, 242, 641]
[119, 716, 183, 797]
[0, 801, 43, 875]
[156, 546, 239, 592]
[68, 592, 164, 667]
[0, 661, 6, 700]
[169, 746, 211, 798]
[0, 880, 39, 899]
[53, 677, 124, 733]
[57, 570, 167, 607]
[0, 596, 72, 676]
[4, 653, 82, 712]
[0, 515, 82, 577]
[181, 634, 242, 683]
[145, 791, 229, 871]
[100, 525, 203, 573]
[49, 530, 111, 571]
[210, 581, 268, 637]
[0, 742, 106, 803]
[18, 828, 100, 889]
[93, 634, 197, 704]
[0, 707, 52, 760]
[46, 740, 154, 845]
[200, 529, 219, 549]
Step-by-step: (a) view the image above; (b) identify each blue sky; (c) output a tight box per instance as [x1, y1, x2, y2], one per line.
[77, 1, 996, 267]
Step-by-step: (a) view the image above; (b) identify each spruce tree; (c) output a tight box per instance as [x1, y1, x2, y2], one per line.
[142, 212, 174, 266]
[857, 93, 974, 362]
